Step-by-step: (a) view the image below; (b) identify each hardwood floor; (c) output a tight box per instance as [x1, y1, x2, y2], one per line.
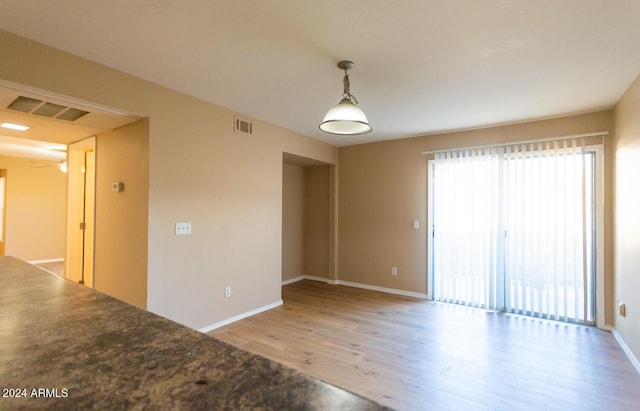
[208, 280, 640, 410]
[34, 260, 64, 277]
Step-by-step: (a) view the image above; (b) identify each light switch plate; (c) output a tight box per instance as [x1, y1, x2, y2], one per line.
[175, 222, 192, 235]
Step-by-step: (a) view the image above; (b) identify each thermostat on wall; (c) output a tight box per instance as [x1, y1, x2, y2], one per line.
[112, 182, 124, 192]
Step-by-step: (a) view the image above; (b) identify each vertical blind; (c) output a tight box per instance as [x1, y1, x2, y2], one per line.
[430, 138, 595, 324]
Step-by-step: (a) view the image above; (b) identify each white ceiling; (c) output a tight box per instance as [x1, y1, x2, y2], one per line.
[0, 134, 66, 162]
[1, 1, 639, 147]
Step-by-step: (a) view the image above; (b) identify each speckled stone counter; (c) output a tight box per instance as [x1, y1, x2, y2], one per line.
[0, 257, 391, 410]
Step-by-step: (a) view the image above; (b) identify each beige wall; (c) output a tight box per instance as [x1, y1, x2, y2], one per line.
[282, 163, 304, 281]
[612, 74, 640, 360]
[339, 111, 614, 318]
[0, 30, 337, 329]
[0, 155, 66, 261]
[94, 119, 149, 308]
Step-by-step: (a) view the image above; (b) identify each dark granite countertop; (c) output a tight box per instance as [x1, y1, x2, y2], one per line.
[0, 256, 390, 410]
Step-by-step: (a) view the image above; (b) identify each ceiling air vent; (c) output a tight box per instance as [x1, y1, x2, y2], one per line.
[234, 115, 253, 134]
[33, 102, 66, 118]
[8, 96, 42, 112]
[57, 107, 90, 121]
[7, 96, 90, 122]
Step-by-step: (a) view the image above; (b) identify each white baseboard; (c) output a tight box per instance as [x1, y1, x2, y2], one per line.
[305, 275, 330, 283]
[282, 275, 305, 286]
[282, 274, 428, 300]
[281, 275, 328, 286]
[610, 328, 640, 375]
[197, 300, 283, 333]
[28, 258, 64, 264]
[333, 279, 428, 300]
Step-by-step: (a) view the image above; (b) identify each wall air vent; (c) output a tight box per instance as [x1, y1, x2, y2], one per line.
[7, 96, 90, 122]
[234, 115, 253, 134]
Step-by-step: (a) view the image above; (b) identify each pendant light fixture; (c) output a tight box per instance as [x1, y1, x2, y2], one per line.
[319, 60, 372, 135]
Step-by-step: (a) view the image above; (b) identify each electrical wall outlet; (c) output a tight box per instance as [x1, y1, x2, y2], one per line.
[391, 267, 398, 276]
[619, 302, 626, 317]
[225, 286, 231, 298]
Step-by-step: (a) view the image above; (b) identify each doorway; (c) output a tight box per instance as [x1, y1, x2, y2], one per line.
[281, 153, 335, 284]
[65, 137, 96, 286]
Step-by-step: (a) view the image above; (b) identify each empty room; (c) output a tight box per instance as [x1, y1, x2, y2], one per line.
[1, 1, 639, 410]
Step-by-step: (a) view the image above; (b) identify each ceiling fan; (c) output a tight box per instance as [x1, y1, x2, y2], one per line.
[29, 159, 68, 173]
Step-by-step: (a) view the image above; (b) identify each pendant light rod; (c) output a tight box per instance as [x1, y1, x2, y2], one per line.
[338, 61, 358, 105]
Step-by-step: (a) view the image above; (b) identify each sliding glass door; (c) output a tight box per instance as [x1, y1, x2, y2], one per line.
[428, 139, 598, 324]
[430, 148, 503, 310]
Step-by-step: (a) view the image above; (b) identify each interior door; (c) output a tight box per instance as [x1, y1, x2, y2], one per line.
[65, 137, 96, 287]
[0, 169, 6, 256]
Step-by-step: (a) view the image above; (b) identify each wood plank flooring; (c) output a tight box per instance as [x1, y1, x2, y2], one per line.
[34, 260, 64, 277]
[208, 280, 640, 411]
